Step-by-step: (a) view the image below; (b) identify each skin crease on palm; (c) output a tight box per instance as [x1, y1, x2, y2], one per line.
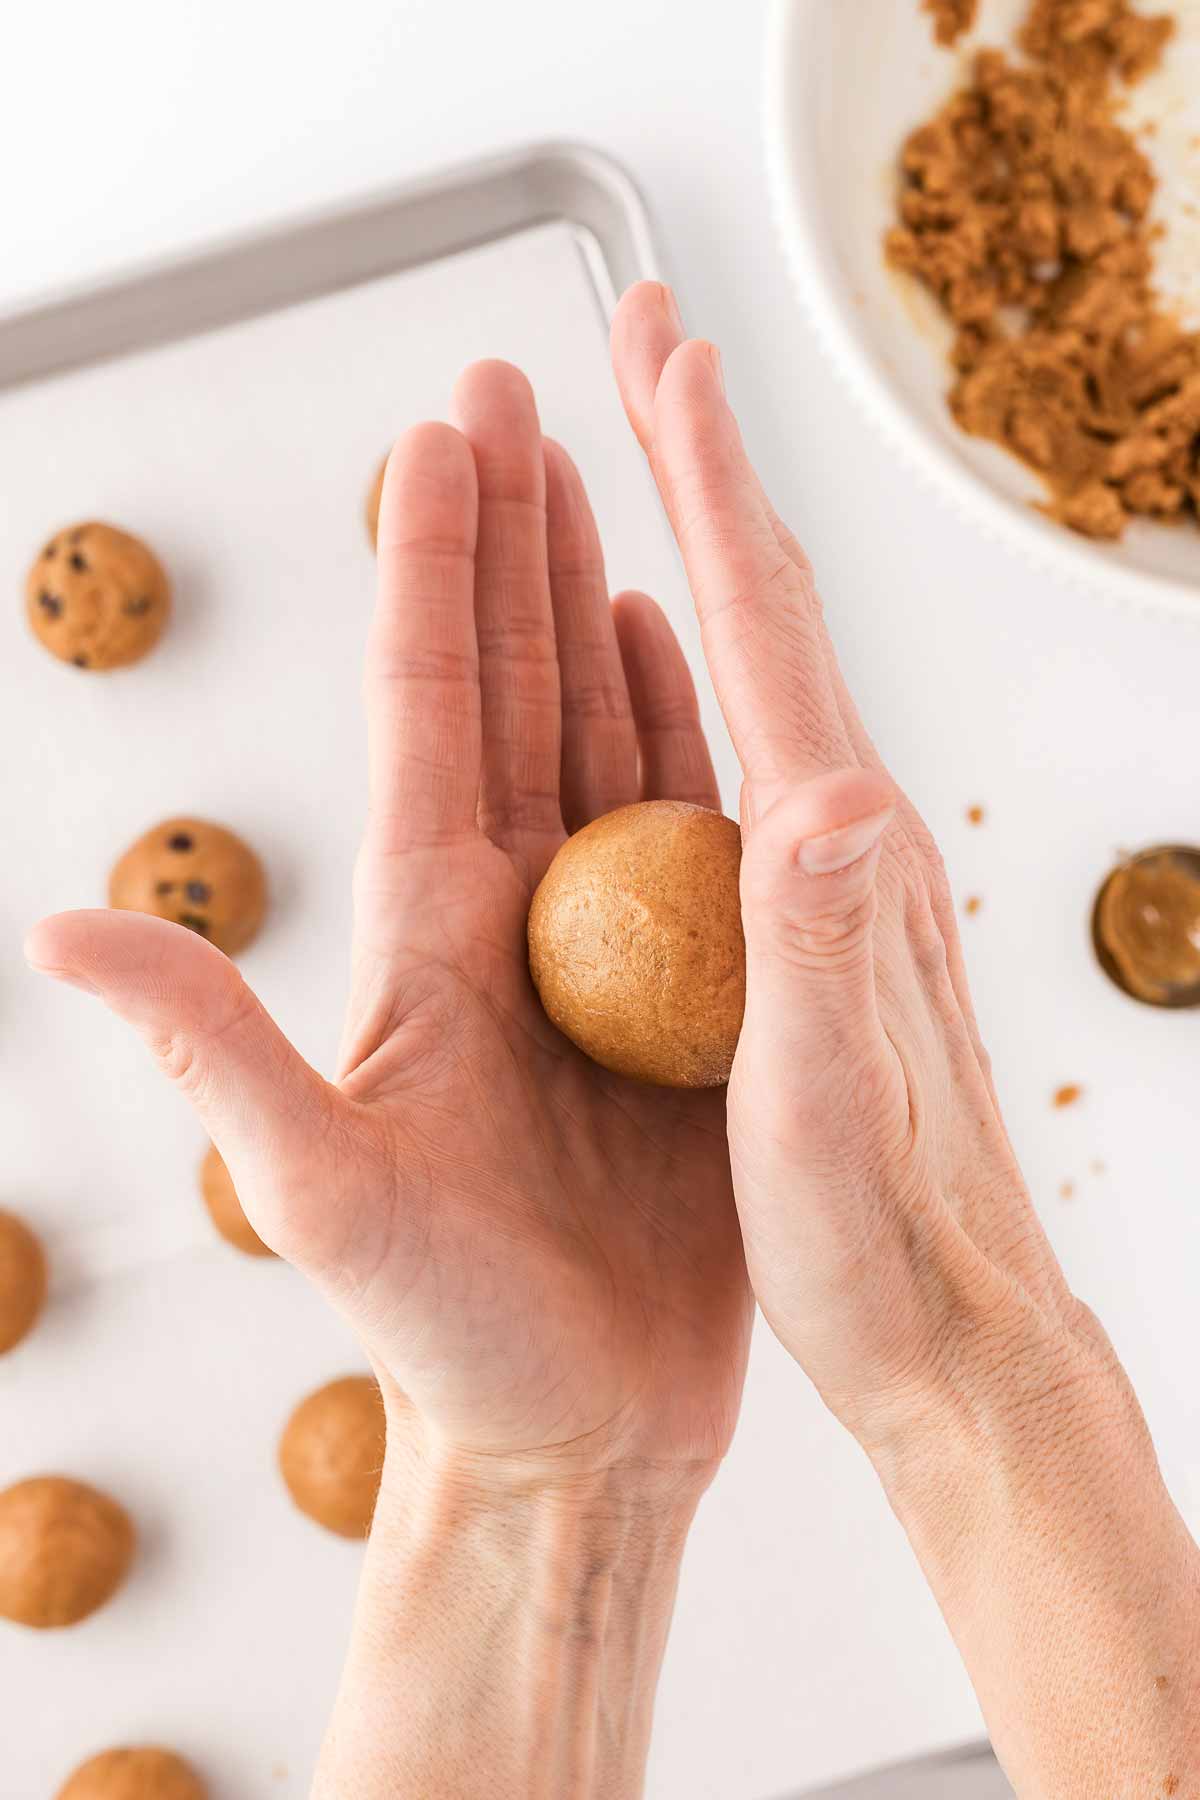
[24, 281, 1200, 1797]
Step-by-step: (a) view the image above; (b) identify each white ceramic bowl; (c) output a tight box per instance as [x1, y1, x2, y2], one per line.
[764, 0, 1200, 618]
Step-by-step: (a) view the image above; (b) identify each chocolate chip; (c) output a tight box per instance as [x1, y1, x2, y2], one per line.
[68, 551, 88, 572]
[185, 880, 211, 904]
[43, 542, 57, 559]
[69, 527, 85, 543]
[155, 880, 174, 897]
[177, 913, 210, 935]
[37, 591, 63, 618]
[123, 596, 153, 616]
[167, 833, 195, 853]
[72, 654, 89, 668]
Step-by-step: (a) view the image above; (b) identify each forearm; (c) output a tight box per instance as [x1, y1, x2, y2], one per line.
[875, 1337, 1200, 1798]
[313, 1412, 704, 1800]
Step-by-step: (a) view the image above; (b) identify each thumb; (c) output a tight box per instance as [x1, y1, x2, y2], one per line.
[739, 770, 896, 1072]
[25, 909, 338, 1258]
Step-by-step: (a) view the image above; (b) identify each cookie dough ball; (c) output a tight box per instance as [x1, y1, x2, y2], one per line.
[529, 801, 745, 1088]
[0, 1476, 134, 1628]
[279, 1376, 386, 1538]
[109, 818, 267, 957]
[199, 1144, 274, 1258]
[0, 1208, 47, 1353]
[366, 454, 388, 548]
[26, 523, 169, 671]
[56, 1747, 206, 1800]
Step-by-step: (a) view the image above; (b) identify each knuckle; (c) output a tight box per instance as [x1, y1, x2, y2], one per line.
[149, 980, 259, 1100]
[769, 890, 878, 973]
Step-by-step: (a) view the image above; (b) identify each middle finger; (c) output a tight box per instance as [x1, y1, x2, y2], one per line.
[453, 361, 564, 881]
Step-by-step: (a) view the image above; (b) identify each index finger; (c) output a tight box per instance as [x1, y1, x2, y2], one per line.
[612, 310, 850, 795]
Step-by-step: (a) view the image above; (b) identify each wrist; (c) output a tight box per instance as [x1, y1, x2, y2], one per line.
[862, 1309, 1200, 1798]
[315, 1401, 703, 1800]
[377, 1393, 717, 1524]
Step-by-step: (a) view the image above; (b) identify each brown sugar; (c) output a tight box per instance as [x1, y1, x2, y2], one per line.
[1053, 1082, 1084, 1108]
[925, 0, 980, 46]
[964, 895, 984, 915]
[967, 805, 986, 825]
[889, 1, 1200, 540]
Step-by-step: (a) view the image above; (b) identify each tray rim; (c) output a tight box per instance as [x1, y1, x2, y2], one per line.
[0, 139, 661, 392]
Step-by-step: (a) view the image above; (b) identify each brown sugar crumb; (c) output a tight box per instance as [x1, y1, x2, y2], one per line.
[965, 895, 984, 915]
[1091, 1158, 1108, 1175]
[1163, 1777, 1179, 1796]
[1053, 1083, 1084, 1108]
[889, 1, 1199, 540]
[1156, 1674, 1171, 1692]
[967, 805, 986, 826]
[924, 0, 979, 46]
[1060, 1179, 1076, 1198]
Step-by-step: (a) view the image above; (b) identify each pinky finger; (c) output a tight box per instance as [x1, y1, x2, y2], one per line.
[613, 591, 720, 812]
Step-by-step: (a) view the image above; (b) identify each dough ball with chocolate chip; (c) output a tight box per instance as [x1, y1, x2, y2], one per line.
[366, 454, 388, 548]
[26, 523, 169, 671]
[0, 1208, 47, 1354]
[0, 1475, 134, 1628]
[108, 818, 267, 957]
[279, 1375, 386, 1538]
[199, 1144, 274, 1258]
[55, 1747, 207, 1800]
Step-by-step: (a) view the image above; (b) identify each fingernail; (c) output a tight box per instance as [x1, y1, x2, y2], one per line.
[661, 283, 684, 337]
[706, 343, 726, 396]
[797, 807, 894, 876]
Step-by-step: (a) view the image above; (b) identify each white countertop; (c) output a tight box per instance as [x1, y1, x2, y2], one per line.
[4, 3, 1198, 1797]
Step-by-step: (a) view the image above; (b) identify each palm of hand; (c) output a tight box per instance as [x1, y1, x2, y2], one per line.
[325, 830, 748, 1475]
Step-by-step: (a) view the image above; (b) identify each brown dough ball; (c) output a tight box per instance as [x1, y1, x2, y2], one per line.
[0, 1208, 47, 1353]
[0, 1476, 134, 1628]
[199, 1144, 275, 1258]
[528, 801, 745, 1088]
[279, 1376, 386, 1538]
[366, 454, 387, 548]
[55, 1747, 206, 1800]
[109, 817, 267, 957]
[26, 523, 169, 671]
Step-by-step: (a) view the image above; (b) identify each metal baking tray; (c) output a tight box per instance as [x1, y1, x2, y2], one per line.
[0, 141, 660, 389]
[792, 1742, 1010, 1798]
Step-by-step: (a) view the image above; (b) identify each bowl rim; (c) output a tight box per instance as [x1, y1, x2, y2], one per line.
[762, 0, 1200, 624]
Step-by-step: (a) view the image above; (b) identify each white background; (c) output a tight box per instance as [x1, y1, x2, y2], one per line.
[2, 4, 1199, 1798]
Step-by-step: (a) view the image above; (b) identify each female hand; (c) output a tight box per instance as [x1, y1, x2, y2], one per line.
[26, 360, 752, 1491]
[611, 282, 1200, 1799]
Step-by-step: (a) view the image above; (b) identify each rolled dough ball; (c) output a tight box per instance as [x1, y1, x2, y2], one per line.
[0, 1208, 47, 1354]
[109, 817, 267, 957]
[366, 454, 387, 548]
[199, 1144, 275, 1258]
[26, 523, 169, 671]
[56, 1747, 206, 1800]
[0, 1475, 134, 1628]
[279, 1375, 386, 1538]
[528, 800, 745, 1088]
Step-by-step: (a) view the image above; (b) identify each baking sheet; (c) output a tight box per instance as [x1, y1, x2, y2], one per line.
[0, 173, 732, 1796]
